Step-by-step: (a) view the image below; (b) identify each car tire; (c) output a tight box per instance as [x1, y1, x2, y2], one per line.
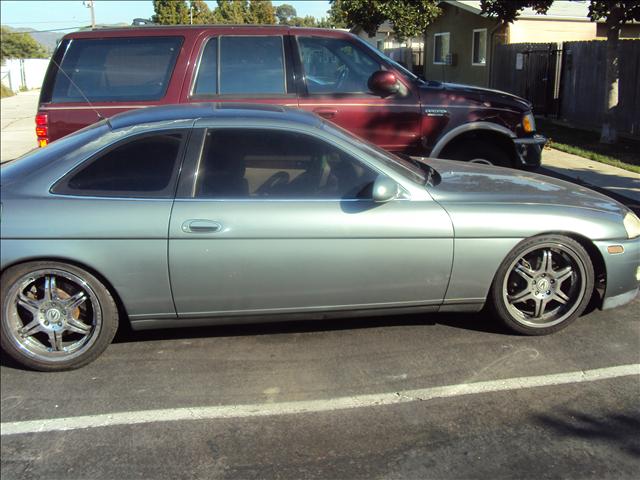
[443, 140, 512, 167]
[1, 261, 119, 371]
[489, 235, 594, 335]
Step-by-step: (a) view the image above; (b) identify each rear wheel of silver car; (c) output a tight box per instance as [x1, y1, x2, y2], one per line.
[1, 261, 118, 371]
[490, 235, 594, 335]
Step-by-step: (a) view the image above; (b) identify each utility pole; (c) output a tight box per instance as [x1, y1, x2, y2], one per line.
[83, 0, 96, 29]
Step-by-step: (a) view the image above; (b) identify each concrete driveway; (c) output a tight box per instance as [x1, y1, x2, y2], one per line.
[0, 90, 40, 163]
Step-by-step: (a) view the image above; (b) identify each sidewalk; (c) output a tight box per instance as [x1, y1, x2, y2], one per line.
[1, 89, 40, 163]
[541, 148, 640, 205]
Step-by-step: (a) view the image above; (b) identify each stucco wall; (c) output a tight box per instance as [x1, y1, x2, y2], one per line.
[508, 19, 597, 43]
[424, 4, 499, 87]
[0, 58, 50, 92]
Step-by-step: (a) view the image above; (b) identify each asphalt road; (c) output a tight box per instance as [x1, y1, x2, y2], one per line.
[2, 297, 639, 479]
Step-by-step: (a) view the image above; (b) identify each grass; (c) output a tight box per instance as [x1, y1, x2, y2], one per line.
[536, 118, 640, 174]
[1, 83, 15, 98]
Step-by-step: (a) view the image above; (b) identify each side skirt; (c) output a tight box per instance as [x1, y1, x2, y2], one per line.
[130, 304, 448, 331]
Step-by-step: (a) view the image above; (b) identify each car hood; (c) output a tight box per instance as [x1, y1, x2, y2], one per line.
[423, 158, 627, 216]
[419, 81, 531, 112]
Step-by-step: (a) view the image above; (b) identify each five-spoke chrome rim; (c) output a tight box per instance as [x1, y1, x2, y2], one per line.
[502, 243, 587, 328]
[3, 269, 102, 362]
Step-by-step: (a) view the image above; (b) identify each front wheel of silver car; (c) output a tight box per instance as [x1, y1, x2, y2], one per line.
[1, 261, 119, 371]
[490, 235, 594, 335]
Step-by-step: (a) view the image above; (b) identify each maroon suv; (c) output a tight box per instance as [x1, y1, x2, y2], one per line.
[37, 25, 545, 167]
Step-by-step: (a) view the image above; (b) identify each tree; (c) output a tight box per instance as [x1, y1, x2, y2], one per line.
[247, 0, 276, 24]
[152, 0, 190, 24]
[189, 0, 215, 24]
[480, 0, 640, 144]
[214, 0, 248, 24]
[275, 3, 297, 24]
[329, 0, 441, 41]
[326, 0, 348, 28]
[1, 27, 49, 62]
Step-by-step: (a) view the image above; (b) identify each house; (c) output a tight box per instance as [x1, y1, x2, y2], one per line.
[423, 0, 640, 87]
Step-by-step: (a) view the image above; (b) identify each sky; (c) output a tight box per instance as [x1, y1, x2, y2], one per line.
[0, 0, 332, 32]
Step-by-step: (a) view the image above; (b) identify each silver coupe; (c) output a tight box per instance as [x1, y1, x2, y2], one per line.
[1, 104, 639, 371]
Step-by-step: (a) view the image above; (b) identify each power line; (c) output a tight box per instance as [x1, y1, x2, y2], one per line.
[2, 21, 87, 25]
[1, 25, 90, 33]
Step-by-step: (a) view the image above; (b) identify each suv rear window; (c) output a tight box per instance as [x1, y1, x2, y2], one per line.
[50, 36, 182, 103]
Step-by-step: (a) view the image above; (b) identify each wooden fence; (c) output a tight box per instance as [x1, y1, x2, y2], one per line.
[491, 40, 640, 136]
[561, 40, 640, 136]
[490, 42, 561, 116]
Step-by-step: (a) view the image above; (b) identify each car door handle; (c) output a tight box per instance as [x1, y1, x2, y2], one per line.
[181, 219, 222, 233]
[313, 108, 337, 119]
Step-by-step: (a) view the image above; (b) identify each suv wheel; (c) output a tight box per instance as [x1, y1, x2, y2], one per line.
[443, 140, 512, 167]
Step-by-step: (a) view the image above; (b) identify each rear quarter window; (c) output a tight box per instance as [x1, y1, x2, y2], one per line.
[50, 36, 183, 103]
[52, 132, 185, 198]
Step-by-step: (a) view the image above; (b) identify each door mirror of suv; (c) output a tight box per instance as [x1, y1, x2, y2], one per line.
[368, 71, 400, 97]
[372, 175, 399, 203]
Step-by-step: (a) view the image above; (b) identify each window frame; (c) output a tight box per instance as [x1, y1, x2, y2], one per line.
[433, 32, 450, 65]
[471, 28, 487, 67]
[176, 126, 387, 201]
[51, 129, 190, 199]
[189, 35, 296, 99]
[294, 35, 385, 97]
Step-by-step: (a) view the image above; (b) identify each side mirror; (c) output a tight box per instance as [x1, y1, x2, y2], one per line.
[372, 175, 399, 203]
[368, 70, 400, 97]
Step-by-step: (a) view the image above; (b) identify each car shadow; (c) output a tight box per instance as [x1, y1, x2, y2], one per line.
[110, 308, 510, 344]
[0, 310, 512, 370]
[533, 408, 640, 458]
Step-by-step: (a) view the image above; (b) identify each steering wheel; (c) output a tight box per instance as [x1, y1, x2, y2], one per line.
[256, 171, 290, 196]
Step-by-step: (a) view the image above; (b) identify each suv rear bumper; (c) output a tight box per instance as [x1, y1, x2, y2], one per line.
[514, 134, 546, 168]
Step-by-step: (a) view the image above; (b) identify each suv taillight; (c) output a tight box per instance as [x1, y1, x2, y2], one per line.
[35, 114, 48, 147]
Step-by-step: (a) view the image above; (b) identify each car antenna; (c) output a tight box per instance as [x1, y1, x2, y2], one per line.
[49, 57, 113, 130]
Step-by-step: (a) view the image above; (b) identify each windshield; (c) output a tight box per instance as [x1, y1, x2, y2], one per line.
[321, 120, 427, 185]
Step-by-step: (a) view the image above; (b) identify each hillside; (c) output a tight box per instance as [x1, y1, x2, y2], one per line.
[2, 26, 62, 52]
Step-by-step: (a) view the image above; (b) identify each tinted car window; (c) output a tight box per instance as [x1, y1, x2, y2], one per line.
[193, 37, 218, 96]
[51, 37, 182, 102]
[55, 133, 183, 197]
[219, 36, 285, 95]
[195, 129, 378, 199]
[298, 37, 381, 94]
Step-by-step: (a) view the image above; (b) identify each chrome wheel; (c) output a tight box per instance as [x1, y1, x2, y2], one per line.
[502, 243, 587, 328]
[3, 269, 102, 363]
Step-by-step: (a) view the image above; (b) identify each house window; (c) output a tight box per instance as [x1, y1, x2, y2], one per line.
[433, 32, 450, 64]
[472, 29, 487, 66]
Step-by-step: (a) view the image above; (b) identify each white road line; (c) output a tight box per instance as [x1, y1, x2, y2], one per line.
[2, 364, 638, 436]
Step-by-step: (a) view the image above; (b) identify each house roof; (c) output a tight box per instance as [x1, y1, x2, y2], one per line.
[443, 1, 592, 22]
